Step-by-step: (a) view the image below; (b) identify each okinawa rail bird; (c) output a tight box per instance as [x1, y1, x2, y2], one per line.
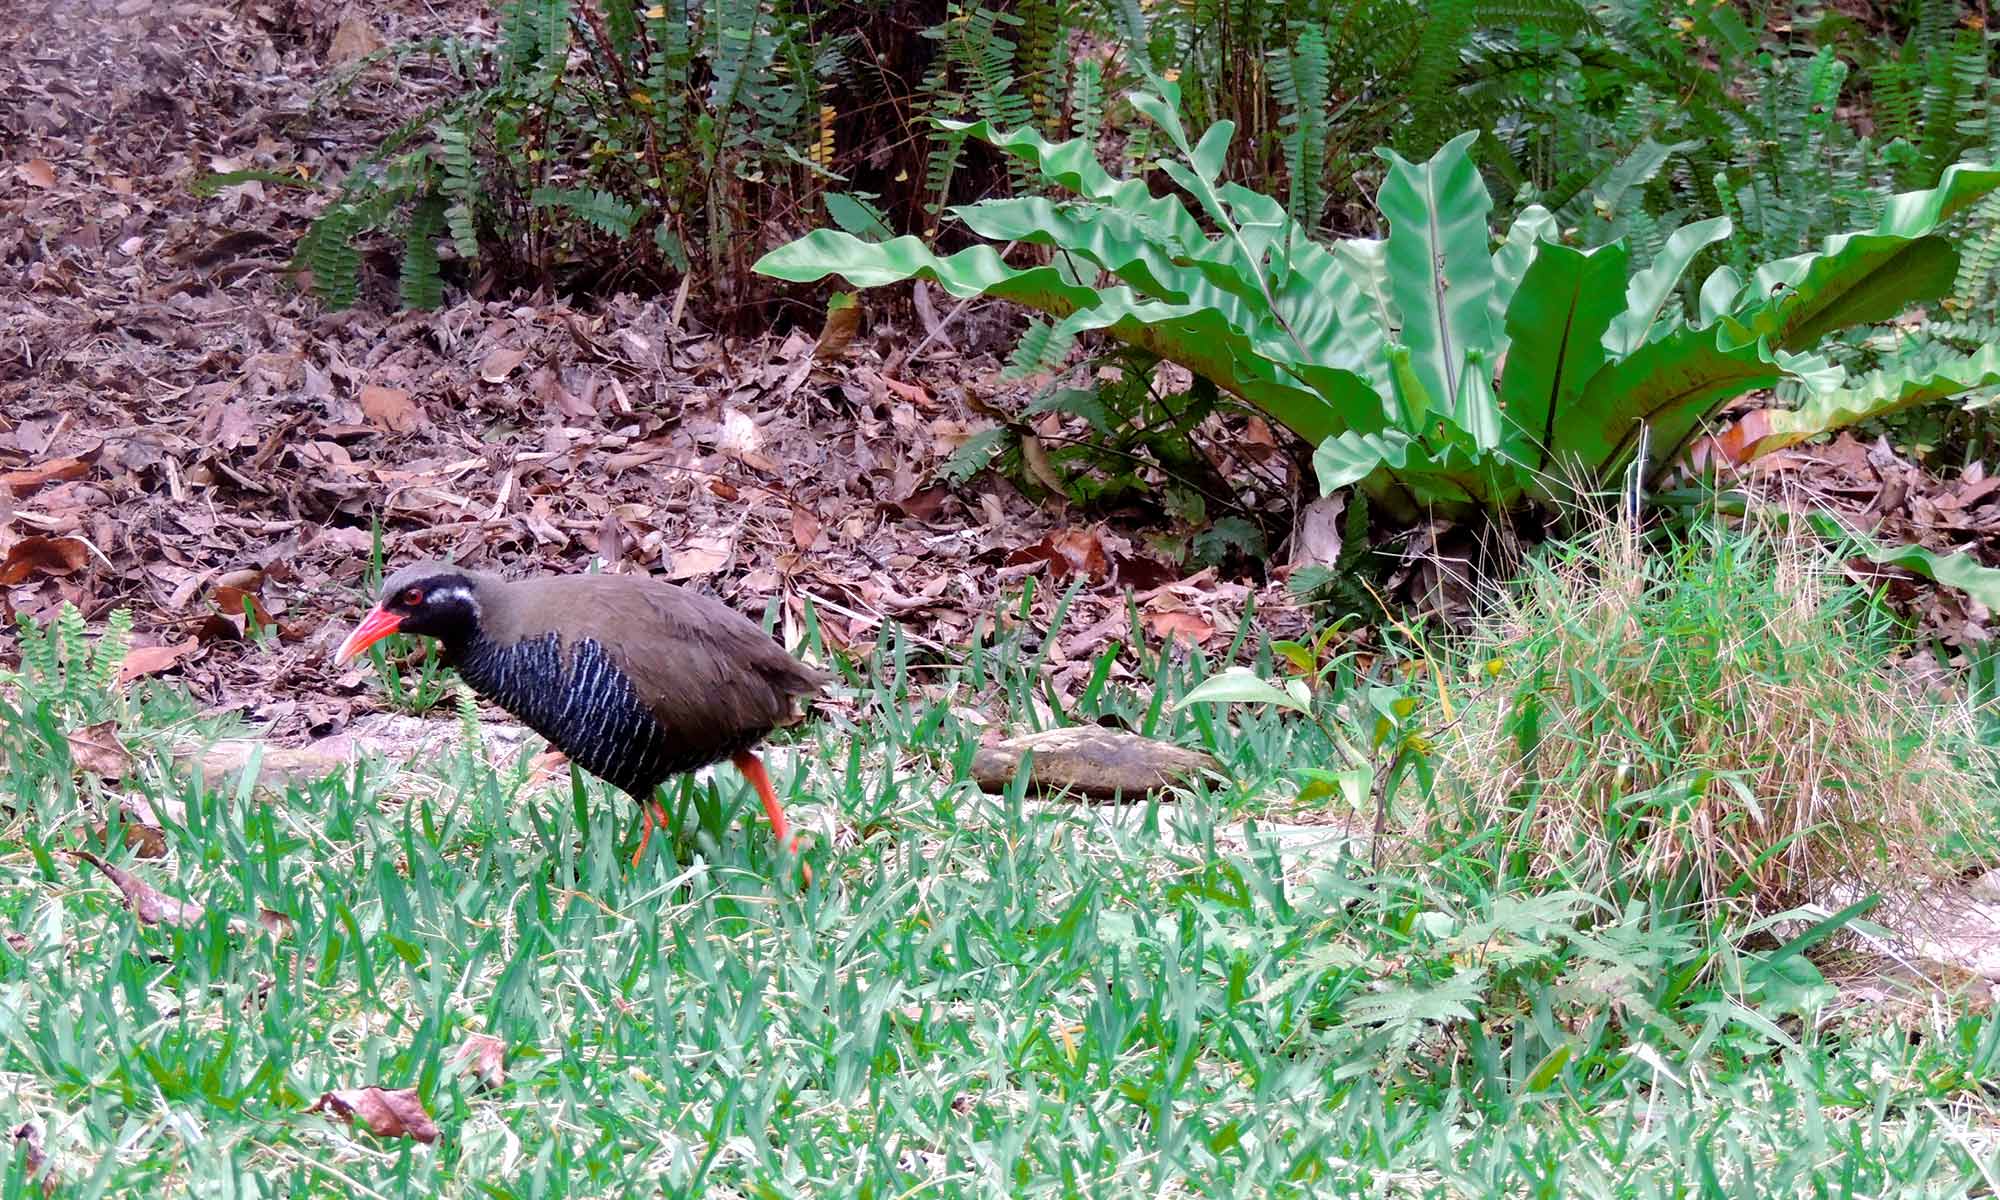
[333, 561, 830, 873]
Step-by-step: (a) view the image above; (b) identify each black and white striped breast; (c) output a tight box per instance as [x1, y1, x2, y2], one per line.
[453, 633, 720, 797]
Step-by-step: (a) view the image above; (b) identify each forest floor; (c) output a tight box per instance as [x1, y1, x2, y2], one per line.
[8, 0, 2000, 749]
[0, 0, 1314, 755]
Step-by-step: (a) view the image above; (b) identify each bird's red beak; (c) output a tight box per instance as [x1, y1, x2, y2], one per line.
[334, 606, 403, 665]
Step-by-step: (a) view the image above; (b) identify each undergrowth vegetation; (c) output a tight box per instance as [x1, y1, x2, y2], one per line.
[1428, 518, 1997, 910]
[5, 523, 2000, 1194]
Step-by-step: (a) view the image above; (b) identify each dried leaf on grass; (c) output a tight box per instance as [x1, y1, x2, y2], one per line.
[448, 1032, 507, 1090]
[107, 794, 180, 858]
[0, 535, 90, 584]
[1143, 609, 1215, 647]
[325, 4, 383, 65]
[309, 1087, 439, 1143]
[117, 638, 198, 685]
[66, 721, 131, 778]
[1007, 528, 1111, 581]
[72, 850, 205, 927]
[813, 292, 860, 360]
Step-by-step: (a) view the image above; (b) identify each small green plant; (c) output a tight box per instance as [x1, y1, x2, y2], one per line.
[3, 603, 132, 727]
[354, 529, 455, 715]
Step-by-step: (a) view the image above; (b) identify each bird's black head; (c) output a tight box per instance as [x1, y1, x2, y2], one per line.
[334, 561, 488, 664]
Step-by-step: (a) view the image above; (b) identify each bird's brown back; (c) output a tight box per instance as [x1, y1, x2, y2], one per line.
[479, 573, 830, 749]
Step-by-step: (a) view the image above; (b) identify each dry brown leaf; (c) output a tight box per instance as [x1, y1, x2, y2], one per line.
[814, 297, 861, 360]
[0, 535, 89, 584]
[67, 721, 132, 779]
[479, 347, 528, 383]
[309, 1087, 439, 1143]
[20, 159, 56, 189]
[359, 386, 420, 433]
[117, 636, 199, 684]
[1, 457, 90, 497]
[1292, 494, 1346, 570]
[884, 486, 949, 522]
[790, 505, 824, 552]
[213, 584, 273, 628]
[881, 376, 933, 408]
[1144, 609, 1215, 647]
[109, 794, 179, 858]
[1020, 434, 1064, 494]
[1006, 528, 1110, 581]
[666, 534, 732, 580]
[72, 850, 206, 927]
[325, 5, 383, 65]
[448, 1032, 507, 1090]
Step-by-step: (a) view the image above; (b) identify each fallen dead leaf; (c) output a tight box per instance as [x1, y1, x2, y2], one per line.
[67, 721, 132, 779]
[309, 1087, 439, 1144]
[1020, 434, 1065, 494]
[666, 533, 732, 579]
[107, 793, 180, 858]
[814, 293, 860, 360]
[883, 485, 949, 522]
[790, 505, 824, 552]
[479, 346, 528, 383]
[325, 4, 383, 65]
[359, 385, 420, 433]
[881, 376, 933, 408]
[72, 850, 206, 927]
[1006, 528, 1110, 581]
[1293, 494, 1346, 570]
[448, 1032, 507, 1090]
[20, 159, 56, 189]
[0, 535, 90, 584]
[213, 584, 273, 629]
[1, 456, 90, 497]
[117, 638, 198, 687]
[1144, 609, 1215, 647]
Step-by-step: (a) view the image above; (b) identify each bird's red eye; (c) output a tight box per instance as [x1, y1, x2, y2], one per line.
[402, 587, 425, 606]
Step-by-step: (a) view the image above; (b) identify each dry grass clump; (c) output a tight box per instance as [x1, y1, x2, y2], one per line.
[1429, 516, 1995, 912]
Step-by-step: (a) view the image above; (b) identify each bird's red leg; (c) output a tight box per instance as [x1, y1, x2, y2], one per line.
[733, 751, 810, 882]
[631, 798, 669, 868]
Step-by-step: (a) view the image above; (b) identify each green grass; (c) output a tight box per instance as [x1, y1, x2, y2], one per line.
[3, 545, 2000, 1197]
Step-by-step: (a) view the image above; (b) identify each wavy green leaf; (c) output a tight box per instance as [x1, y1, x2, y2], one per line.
[1489, 205, 1557, 353]
[1735, 162, 2000, 350]
[1377, 132, 1498, 423]
[1604, 216, 1731, 354]
[754, 230, 1368, 443]
[1741, 344, 2000, 458]
[1810, 513, 2000, 610]
[1314, 429, 1417, 493]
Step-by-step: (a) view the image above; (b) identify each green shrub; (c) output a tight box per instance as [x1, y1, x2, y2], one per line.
[756, 87, 2000, 525]
[295, 0, 846, 310]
